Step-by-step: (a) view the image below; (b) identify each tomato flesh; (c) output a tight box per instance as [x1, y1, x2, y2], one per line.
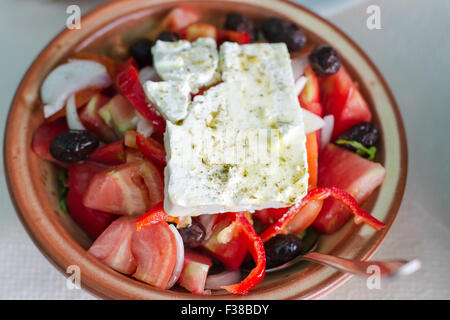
[66, 162, 117, 239]
[83, 160, 164, 215]
[32, 117, 68, 165]
[88, 140, 125, 166]
[319, 66, 372, 139]
[88, 216, 137, 274]
[132, 222, 177, 289]
[313, 144, 386, 233]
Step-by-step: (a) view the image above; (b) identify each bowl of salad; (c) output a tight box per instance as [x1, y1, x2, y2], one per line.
[4, 0, 407, 299]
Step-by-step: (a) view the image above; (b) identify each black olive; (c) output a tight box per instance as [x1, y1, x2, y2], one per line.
[264, 234, 303, 269]
[178, 219, 206, 248]
[262, 18, 306, 52]
[337, 122, 379, 150]
[50, 130, 99, 163]
[224, 12, 256, 40]
[308, 45, 341, 77]
[156, 31, 181, 42]
[129, 38, 153, 68]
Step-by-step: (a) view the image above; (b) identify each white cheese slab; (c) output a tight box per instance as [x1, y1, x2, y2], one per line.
[143, 80, 191, 123]
[151, 38, 220, 93]
[163, 42, 309, 216]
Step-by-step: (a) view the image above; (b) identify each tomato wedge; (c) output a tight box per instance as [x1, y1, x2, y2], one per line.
[32, 117, 68, 166]
[217, 30, 250, 44]
[66, 162, 117, 239]
[88, 216, 137, 274]
[88, 140, 125, 165]
[132, 222, 177, 289]
[83, 160, 164, 215]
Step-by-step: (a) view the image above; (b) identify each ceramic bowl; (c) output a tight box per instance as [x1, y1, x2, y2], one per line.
[4, 0, 407, 299]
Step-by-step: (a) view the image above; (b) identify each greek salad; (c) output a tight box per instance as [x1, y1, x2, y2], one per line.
[32, 6, 386, 295]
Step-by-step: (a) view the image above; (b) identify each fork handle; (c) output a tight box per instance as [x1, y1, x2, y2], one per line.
[302, 252, 420, 277]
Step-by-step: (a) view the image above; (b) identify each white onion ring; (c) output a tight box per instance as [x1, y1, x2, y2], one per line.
[294, 76, 308, 97]
[303, 109, 325, 134]
[66, 94, 86, 130]
[136, 114, 154, 138]
[42, 60, 111, 118]
[321, 115, 335, 150]
[166, 224, 185, 289]
[205, 270, 241, 290]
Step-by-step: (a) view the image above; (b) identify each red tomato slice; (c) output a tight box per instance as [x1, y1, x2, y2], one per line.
[32, 117, 69, 166]
[83, 160, 164, 215]
[88, 216, 137, 274]
[217, 30, 250, 45]
[88, 140, 125, 166]
[132, 222, 177, 289]
[299, 64, 320, 108]
[319, 66, 372, 139]
[313, 144, 386, 234]
[67, 162, 117, 239]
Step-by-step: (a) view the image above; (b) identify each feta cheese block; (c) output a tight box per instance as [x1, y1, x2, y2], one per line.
[163, 42, 309, 217]
[151, 38, 220, 93]
[143, 80, 191, 123]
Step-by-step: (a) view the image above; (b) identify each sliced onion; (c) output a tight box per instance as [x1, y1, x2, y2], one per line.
[197, 214, 218, 241]
[291, 56, 308, 80]
[166, 224, 185, 289]
[205, 270, 241, 290]
[66, 94, 86, 130]
[321, 115, 335, 150]
[139, 66, 161, 84]
[303, 109, 325, 134]
[136, 114, 154, 137]
[42, 60, 111, 118]
[294, 76, 308, 97]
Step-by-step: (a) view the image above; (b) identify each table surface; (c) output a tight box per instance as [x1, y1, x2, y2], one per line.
[1, 0, 449, 300]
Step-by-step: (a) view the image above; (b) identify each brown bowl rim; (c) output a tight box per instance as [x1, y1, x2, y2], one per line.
[4, 0, 407, 300]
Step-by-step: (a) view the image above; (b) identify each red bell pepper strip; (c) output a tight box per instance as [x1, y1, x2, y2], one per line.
[260, 187, 385, 242]
[135, 133, 166, 167]
[136, 202, 179, 231]
[221, 212, 266, 295]
[116, 64, 166, 134]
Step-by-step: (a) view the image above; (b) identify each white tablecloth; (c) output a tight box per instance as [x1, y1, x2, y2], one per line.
[0, 0, 449, 299]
